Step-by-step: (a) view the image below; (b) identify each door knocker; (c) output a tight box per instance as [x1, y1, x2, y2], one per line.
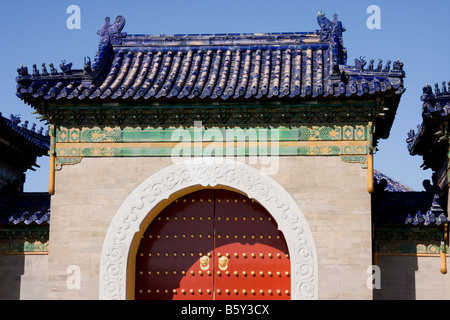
[200, 255, 210, 270]
[218, 256, 228, 271]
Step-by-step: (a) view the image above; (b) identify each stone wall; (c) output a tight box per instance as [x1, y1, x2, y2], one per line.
[374, 255, 450, 300]
[0, 254, 48, 300]
[46, 156, 372, 300]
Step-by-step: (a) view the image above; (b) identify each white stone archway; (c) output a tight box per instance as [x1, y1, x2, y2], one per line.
[99, 158, 318, 300]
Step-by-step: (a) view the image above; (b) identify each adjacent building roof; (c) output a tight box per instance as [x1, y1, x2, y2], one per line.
[404, 193, 447, 227]
[372, 170, 447, 227]
[0, 192, 50, 225]
[0, 114, 50, 226]
[404, 82, 450, 228]
[373, 169, 414, 192]
[372, 185, 444, 227]
[0, 113, 49, 153]
[407, 82, 450, 170]
[0, 113, 49, 174]
[372, 170, 448, 227]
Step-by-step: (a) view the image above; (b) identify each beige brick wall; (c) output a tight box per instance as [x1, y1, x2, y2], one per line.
[0, 254, 48, 300]
[47, 156, 372, 300]
[374, 255, 450, 300]
[276, 157, 372, 299]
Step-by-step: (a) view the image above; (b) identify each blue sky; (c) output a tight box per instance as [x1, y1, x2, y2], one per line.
[1, 0, 449, 192]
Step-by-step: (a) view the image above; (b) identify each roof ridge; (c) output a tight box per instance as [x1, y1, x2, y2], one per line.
[0, 113, 49, 151]
[15, 12, 405, 141]
[373, 169, 415, 192]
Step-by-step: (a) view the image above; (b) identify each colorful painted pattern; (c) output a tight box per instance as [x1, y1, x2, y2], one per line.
[375, 227, 448, 255]
[0, 227, 49, 254]
[53, 125, 371, 169]
[55, 125, 368, 143]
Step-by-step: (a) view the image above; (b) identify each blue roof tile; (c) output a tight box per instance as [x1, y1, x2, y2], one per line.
[404, 194, 448, 227]
[16, 12, 405, 106]
[0, 193, 50, 226]
[373, 169, 414, 192]
[407, 81, 450, 170]
[0, 113, 49, 154]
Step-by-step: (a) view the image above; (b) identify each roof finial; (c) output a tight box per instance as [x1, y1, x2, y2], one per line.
[392, 59, 404, 71]
[32, 64, 39, 76]
[316, 11, 345, 42]
[333, 13, 338, 23]
[423, 82, 433, 95]
[10, 114, 21, 125]
[17, 63, 28, 76]
[41, 63, 49, 76]
[97, 15, 127, 45]
[49, 63, 58, 75]
[60, 60, 73, 75]
[435, 83, 440, 95]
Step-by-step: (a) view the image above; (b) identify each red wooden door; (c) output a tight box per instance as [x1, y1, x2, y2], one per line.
[135, 190, 215, 300]
[135, 189, 290, 300]
[213, 190, 291, 300]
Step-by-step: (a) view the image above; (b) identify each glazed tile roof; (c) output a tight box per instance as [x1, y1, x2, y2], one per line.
[407, 81, 450, 170]
[0, 193, 50, 225]
[372, 191, 431, 226]
[403, 83, 448, 229]
[373, 169, 414, 192]
[15, 13, 405, 106]
[0, 113, 49, 154]
[0, 113, 49, 174]
[404, 193, 447, 227]
[372, 171, 448, 227]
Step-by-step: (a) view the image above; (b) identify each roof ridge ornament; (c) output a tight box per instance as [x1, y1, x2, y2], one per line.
[316, 11, 345, 42]
[98, 15, 127, 45]
[17, 63, 28, 76]
[9, 114, 21, 126]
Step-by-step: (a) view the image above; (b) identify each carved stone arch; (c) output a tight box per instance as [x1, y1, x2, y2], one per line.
[99, 158, 318, 300]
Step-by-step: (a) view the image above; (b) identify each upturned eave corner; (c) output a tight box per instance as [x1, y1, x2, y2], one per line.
[407, 81, 450, 171]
